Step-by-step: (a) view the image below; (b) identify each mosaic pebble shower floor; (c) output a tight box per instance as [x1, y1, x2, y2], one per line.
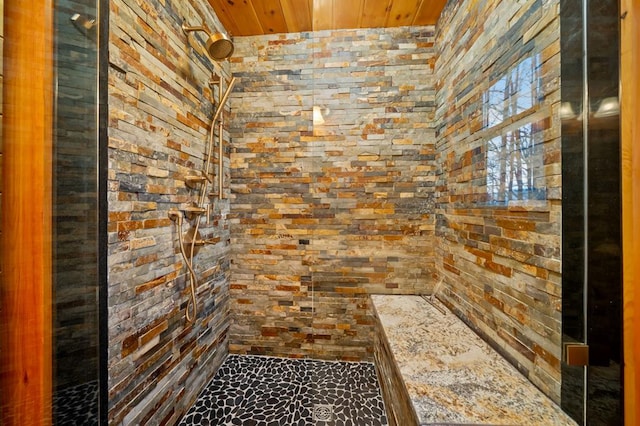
[179, 355, 388, 426]
[52, 380, 99, 425]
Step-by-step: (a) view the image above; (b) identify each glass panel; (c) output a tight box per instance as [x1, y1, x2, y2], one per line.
[560, 0, 587, 421]
[561, 0, 623, 423]
[585, 0, 622, 423]
[53, 0, 101, 423]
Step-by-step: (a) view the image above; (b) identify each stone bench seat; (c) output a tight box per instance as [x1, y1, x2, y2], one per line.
[371, 295, 577, 426]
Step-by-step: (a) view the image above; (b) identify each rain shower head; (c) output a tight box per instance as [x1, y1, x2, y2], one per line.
[182, 21, 234, 61]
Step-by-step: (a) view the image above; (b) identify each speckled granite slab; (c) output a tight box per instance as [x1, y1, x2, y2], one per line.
[371, 295, 577, 426]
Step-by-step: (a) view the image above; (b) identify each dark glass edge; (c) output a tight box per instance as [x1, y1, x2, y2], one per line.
[98, 0, 110, 422]
[559, 0, 586, 423]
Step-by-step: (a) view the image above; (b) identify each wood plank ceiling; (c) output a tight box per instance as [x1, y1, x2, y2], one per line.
[209, 0, 448, 36]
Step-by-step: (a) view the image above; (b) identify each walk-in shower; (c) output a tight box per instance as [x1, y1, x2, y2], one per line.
[169, 21, 235, 322]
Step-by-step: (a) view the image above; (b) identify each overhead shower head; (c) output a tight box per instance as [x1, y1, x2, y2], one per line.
[182, 20, 234, 61]
[205, 32, 234, 61]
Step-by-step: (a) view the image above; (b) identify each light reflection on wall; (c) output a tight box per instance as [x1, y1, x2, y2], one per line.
[483, 55, 546, 203]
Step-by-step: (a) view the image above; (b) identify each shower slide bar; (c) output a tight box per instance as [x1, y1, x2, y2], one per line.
[168, 16, 237, 322]
[169, 73, 236, 322]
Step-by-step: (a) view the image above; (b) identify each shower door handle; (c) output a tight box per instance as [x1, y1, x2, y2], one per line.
[564, 343, 590, 366]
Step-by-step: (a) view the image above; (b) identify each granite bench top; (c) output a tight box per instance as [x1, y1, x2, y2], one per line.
[371, 295, 577, 426]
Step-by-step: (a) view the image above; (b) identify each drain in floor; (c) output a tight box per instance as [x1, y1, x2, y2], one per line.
[313, 404, 333, 421]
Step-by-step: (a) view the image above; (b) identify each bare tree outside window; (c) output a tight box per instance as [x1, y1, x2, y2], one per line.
[484, 55, 546, 203]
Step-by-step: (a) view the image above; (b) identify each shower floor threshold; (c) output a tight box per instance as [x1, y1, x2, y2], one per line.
[179, 354, 388, 426]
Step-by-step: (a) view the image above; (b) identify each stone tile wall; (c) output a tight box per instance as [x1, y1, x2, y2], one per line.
[107, 0, 232, 423]
[434, 0, 563, 401]
[228, 27, 438, 361]
[373, 309, 419, 426]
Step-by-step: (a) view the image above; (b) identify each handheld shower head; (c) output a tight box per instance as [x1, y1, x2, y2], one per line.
[182, 21, 234, 61]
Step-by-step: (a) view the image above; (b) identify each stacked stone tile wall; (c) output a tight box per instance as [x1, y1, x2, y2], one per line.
[228, 27, 438, 361]
[434, 0, 563, 401]
[107, 0, 232, 423]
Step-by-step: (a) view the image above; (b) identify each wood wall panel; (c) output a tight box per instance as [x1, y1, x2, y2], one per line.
[280, 0, 313, 33]
[312, 0, 333, 30]
[386, 0, 422, 27]
[621, 0, 640, 424]
[0, 0, 54, 424]
[332, 0, 364, 30]
[250, 0, 288, 34]
[414, 0, 449, 25]
[212, 0, 445, 35]
[362, 0, 391, 28]
[362, 0, 392, 29]
[208, 0, 263, 36]
[0, 0, 4, 257]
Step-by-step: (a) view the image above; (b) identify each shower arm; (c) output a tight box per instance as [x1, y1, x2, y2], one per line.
[182, 22, 211, 37]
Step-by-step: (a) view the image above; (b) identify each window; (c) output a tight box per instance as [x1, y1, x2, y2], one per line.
[483, 55, 545, 203]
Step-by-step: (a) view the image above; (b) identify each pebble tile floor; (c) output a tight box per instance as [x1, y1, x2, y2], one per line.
[179, 355, 388, 426]
[53, 380, 99, 425]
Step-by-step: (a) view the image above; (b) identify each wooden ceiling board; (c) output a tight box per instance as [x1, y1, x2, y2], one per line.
[209, 0, 446, 36]
[361, 0, 392, 29]
[413, 0, 449, 25]
[313, 0, 333, 30]
[252, 0, 289, 34]
[386, 0, 422, 27]
[280, 0, 313, 33]
[332, 0, 365, 30]
[209, 0, 263, 36]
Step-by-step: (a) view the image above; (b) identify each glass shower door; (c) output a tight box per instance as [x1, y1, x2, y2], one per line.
[53, 0, 103, 423]
[561, 0, 622, 424]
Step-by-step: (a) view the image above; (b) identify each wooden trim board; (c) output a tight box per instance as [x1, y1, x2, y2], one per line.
[621, 0, 640, 425]
[0, 0, 55, 424]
